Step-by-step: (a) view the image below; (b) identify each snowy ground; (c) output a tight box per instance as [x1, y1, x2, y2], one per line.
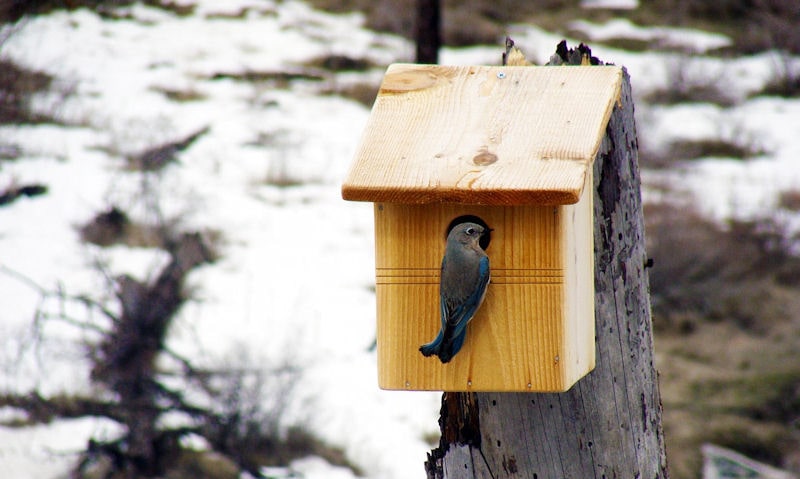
[1, 1, 799, 478]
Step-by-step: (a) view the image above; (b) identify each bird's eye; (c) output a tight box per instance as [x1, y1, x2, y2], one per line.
[465, 227, 476, 235]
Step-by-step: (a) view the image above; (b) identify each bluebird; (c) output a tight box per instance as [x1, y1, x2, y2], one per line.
[420, 222, 491, 363]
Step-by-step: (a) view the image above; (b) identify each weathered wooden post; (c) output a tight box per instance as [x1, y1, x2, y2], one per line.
[342, 42, 668, 478]
[425, 65, 669, 479]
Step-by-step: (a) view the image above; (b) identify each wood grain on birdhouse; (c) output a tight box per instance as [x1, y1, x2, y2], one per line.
[342, 64, 622, 206]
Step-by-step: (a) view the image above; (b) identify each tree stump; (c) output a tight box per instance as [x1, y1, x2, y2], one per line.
[424, 66, 669, 479]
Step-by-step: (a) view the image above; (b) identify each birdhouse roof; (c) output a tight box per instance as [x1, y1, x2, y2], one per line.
[341, 64, 624, 205]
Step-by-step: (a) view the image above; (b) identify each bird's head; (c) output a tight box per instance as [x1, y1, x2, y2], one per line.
[450, 222, 488, 247]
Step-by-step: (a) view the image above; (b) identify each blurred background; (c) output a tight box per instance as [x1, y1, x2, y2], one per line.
[1, 0, 800, 478]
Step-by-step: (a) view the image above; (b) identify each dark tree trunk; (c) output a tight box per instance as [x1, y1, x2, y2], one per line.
[92, 233, 215, 476]
[415, 0, 441, 64]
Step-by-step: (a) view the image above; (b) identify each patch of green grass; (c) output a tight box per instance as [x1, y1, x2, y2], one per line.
[743, 372, 800, 422]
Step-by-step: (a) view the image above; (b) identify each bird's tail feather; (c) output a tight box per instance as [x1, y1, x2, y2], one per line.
[419, 330, 444, 358]
[420, 327, 468, 364]
[436, 329, 467, 363]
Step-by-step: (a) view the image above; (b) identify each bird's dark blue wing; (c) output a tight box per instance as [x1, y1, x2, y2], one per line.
[423, 245, 490, 363]
[444, 255, 490, 357]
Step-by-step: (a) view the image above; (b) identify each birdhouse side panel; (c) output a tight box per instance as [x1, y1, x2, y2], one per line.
[560, 170, 596, 388]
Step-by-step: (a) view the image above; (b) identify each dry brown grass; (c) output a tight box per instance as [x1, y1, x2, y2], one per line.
[305, 0, 577, 48]
[0, 0, 195, 23]
[646, 200, 800, 476]
[304, 0, 799, 59]
[778, 189, 800, 212]
[658, 318, 800, 478]
[0, 59, 54, 124]
[321, 81, 380, 108]
[646, 202, 800, 329]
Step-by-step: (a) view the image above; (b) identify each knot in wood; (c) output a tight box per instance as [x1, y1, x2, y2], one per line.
[473, 151, 498, 166]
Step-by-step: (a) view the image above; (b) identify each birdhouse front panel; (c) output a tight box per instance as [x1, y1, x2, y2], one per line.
[374, 174, 594, 392]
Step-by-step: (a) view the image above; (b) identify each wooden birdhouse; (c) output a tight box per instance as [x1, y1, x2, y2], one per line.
[342, 63, 624, 392]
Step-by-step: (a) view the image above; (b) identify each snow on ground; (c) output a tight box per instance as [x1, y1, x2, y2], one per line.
[1, 1, 800, 478]
[640, 97, 800, 218]
[569, 18, 731, 53]
[0, 1, 438, 477]
[510, 23, 800, 221]
[0, 417, 123, 479]
[580, 0, 639, 9]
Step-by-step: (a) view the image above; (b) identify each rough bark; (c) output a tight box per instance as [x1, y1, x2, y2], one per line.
[425, 69, 669, 479]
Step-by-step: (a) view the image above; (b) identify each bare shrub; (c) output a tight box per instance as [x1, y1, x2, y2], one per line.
[736, 0, 800, 55]
[758, 51, 800, 98]
[666, 137, 766, 161]
[644, 55, 739, 107]
[0, 59, 54, 124]
[307, 0, 575, 47]
[0, 140, 345, 478]
[0, 0, 194, 23]
[0, 225, 349, 478]
[302, 54, 374, 72]
[644, 0, 800, 58]
[150, 85, 207, 102]
[640, 116, 767, 167]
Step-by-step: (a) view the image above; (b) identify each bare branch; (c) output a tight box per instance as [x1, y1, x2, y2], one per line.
[0, 391, 126, 425]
